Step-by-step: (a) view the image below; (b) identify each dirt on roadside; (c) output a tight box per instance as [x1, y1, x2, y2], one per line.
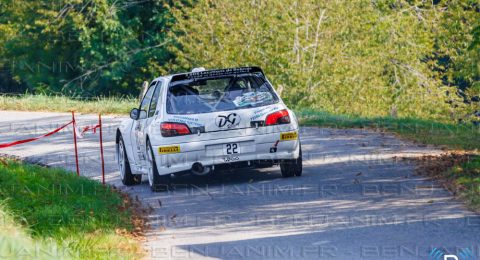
[407, 152, 480, 213]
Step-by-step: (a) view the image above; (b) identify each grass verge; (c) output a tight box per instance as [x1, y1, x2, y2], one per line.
[0, 204, 60, 260]
[0, 158, 145, 259]
[414, 153, 480, 212]
[0, 94, 137, 115]
[297, 110, 480, 151]
[449, 155, 480, 210]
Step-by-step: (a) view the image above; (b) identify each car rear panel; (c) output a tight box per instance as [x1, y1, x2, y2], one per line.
[152, 130, 300, 175]
[158, 104, 293, 145]
[147, 104, 299, 175]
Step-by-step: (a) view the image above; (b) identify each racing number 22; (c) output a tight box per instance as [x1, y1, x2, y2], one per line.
[225, 143, 239, 154]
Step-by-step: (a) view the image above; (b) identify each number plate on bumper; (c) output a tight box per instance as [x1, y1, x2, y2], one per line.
[206, 141, 254, 157]
[223, 143, 240, 155]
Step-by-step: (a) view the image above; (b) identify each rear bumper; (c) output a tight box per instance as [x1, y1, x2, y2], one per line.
[151, 130, 300, 176]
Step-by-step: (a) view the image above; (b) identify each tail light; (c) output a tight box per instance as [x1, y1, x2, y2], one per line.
[161, 122, 191, 137]
[265, 109, 290, 125]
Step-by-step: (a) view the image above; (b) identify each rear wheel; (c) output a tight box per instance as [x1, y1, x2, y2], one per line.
[147, 141, 170, 192]
[280, 144, 302, 178]
[118, 136, 142, 185]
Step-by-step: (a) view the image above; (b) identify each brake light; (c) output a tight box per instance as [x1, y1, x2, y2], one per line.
[161, 122, 191, 137]
[265, 109, 290, 125]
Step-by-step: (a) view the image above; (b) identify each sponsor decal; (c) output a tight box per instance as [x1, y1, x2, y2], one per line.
[280, 131, 298, 141]
[166, 115, 205, 127]
[250, 106, 279, 121]
[216, 113, 241, 129]
[174, 67, 263, 81]
[233, 91, 273, 107]
[158, 145, 180, 154]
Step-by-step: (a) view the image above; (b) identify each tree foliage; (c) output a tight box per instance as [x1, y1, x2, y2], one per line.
[170, 0, 479, 121]
[0, 0, 175, 96]
[0, 0, 478, 121]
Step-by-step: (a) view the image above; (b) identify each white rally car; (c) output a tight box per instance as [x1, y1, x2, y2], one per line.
[116, 67, 302, 191]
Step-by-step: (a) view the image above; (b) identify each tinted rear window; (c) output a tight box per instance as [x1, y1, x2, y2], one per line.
[166, 74, 279, 114]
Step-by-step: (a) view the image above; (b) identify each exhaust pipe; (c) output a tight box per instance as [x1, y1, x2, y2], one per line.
[191, 162, 211, 176]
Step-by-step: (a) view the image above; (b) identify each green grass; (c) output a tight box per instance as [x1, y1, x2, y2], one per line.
[447, 156, 480, 210]
[0, 159, 143, 259]
[0, 205, 62, 259]
[0, 94, 137, 115]
[297, 110, 480, 151]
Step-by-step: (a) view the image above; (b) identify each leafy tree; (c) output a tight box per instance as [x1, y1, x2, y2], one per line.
[0, 0, 28, 93]
[0, 0, 478, 122]
[432, 0, 480, 117]
[169, 0, 475, 121]
[0, 0, 175, 96]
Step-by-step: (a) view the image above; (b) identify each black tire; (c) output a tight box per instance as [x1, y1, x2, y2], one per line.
[147, 141, 170, 192]
[118, 136, 142, 185]
[280, 144, 302, 178]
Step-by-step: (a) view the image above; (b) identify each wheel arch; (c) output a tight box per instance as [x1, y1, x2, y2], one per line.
[116, 129, 122, 143]
[145, 134, 151, 148]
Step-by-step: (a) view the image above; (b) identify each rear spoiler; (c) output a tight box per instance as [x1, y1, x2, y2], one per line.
[170, 67, 265, 82]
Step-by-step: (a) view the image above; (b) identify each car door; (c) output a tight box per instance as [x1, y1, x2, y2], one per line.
[131, 81, 157, 164]
[139, 80, 163, 157]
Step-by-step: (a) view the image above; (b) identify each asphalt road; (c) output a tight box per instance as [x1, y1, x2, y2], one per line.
[0, 110, 479, 260]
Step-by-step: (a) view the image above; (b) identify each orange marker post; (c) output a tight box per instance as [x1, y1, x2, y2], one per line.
[71, 111, 80, 176]
[99, 114, 105, 185]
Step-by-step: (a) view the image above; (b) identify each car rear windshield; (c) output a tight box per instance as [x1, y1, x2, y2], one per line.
[166, 73, 279, 114]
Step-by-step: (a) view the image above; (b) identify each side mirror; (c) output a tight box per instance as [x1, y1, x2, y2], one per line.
[130, 108, 140, 120]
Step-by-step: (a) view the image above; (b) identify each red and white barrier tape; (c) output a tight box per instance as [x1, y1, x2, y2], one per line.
[0, 121, 73, 149]
[74, 123, 101, 138]
[0, 112, 106, 182]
